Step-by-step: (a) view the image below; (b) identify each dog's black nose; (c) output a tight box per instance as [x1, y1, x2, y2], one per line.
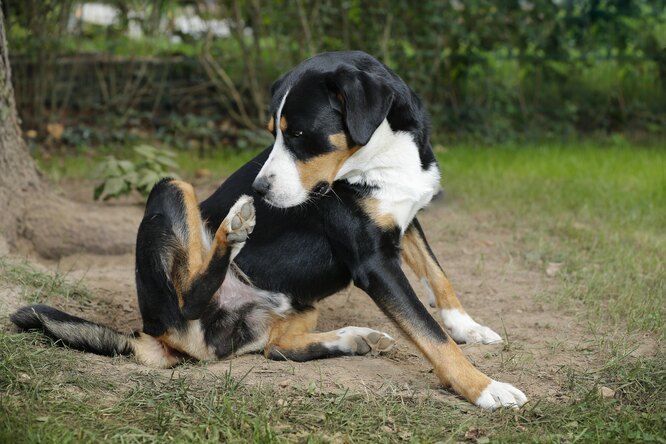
[252, 176, 272, 197]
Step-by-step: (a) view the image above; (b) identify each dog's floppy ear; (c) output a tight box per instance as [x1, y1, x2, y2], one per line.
[326, 67, 394, 146]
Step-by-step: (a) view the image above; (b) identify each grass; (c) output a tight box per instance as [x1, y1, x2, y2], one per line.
[437, 139, 666, 338]
[0, 257, 92, 305]
[0, 326, 664, 443]
[5, 137, 665, 442]
[35, 145, 260, 183]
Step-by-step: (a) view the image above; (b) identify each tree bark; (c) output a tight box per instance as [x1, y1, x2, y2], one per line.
[0, 3, 138, 258]
[0, 2, 44, 246]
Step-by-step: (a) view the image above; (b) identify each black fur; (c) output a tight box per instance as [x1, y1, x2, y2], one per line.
[11, 50, 449, 364]
[11, 304, 134, 356]
[134, 178, 189, 337]
[269, 50, 435, 167]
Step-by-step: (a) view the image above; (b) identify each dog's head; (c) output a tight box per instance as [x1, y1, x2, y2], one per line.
[252, 61, 395, 208]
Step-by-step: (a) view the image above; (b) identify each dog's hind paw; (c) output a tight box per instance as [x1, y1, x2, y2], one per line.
[331, 327, 396, 356]
[440, 309, 503, 345]
[475, 380, 528, 410]
[223, 195, 256, 245]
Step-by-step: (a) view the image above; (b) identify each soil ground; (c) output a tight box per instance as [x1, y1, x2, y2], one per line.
[1, 179, 660, 408]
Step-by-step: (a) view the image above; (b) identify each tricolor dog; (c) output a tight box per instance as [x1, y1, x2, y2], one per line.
[12, 51, 527, 409]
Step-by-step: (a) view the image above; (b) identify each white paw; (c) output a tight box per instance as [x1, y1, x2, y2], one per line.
[224, 195, 256, 246]
[476, 380, 528, 410]
[329, 327, 395, 355]
[440, 309, 503, 344]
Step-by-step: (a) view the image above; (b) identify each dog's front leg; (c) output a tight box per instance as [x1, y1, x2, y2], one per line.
[353, 255, 527, 410]
[401, 219, 502, 344]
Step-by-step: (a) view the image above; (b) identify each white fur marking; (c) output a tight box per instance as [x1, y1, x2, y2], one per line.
[323, 326, 395, 354]
[335, 120, 441, 232]
[440, 309, 503, 344]
[476, 380, 528, 410]
[255, 91, 309, 208]
[224, 194, 255, 259]
[420, 277, 437, 308]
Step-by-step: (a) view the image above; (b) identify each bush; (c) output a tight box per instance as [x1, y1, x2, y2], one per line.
[93, 145, 178, 201]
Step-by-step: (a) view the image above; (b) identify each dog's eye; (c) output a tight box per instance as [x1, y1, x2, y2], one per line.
[290, 130, 303, 138]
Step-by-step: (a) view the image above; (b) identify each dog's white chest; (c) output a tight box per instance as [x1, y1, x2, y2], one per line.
[336, 120, 441, 231]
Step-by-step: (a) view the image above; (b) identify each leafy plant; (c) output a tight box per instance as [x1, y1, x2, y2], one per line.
[93, 145, 179, 201]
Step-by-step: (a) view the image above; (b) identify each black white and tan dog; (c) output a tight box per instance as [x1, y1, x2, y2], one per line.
[12, 51, 527, 409]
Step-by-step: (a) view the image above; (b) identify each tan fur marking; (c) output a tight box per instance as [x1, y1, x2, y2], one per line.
[267, 116, 275, 133]
[414, 337, 491, 402]
[169, 180, 231, 308]
[267, 309, 319, 346]
[265, 308, 339, 355]
[401, 228, 463, 310]
[172, 180, 205, 278]
[295, 133, 359, 191]
[328, 132, 351, 150]
[360, 198, 396, 229]
[159, 321, 216, 361]
[279, 116, 287, 132]
[133, 333, 181, 368]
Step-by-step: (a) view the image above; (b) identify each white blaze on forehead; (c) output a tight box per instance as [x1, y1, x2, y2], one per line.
[256, 90, 309, 208]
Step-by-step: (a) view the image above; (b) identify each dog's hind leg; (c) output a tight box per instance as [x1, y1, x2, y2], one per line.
[401, 218, 502, 345]
[136, 180, 255, 363]
[167, 181, 255, 320]
[264, 308, 395, 362]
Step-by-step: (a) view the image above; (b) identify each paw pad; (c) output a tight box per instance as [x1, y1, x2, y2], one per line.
[224, 196, 256, 244]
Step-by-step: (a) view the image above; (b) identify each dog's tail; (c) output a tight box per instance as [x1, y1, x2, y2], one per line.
[10, 304, 135, 357]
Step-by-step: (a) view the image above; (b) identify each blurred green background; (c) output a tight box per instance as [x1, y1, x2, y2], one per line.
[7, 0, 666, 153]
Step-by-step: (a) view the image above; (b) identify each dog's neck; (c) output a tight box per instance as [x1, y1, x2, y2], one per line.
[335, 120, 441, 232]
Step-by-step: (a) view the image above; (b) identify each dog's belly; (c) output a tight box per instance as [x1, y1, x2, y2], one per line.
[215, 270, 292, 315]
[200, 271, 292, 358]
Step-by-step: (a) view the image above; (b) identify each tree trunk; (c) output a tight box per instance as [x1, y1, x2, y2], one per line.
[0, 4, 138, 258]
[0, 3, 43, 248]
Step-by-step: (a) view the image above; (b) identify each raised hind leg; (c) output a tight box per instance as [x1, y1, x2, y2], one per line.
[134, 179, 255, 365]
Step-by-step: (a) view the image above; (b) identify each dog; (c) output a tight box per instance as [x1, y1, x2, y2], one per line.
[11, 51, 527, 410]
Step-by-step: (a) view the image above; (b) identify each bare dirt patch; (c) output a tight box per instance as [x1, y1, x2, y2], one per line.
[3, 181, 659, 407]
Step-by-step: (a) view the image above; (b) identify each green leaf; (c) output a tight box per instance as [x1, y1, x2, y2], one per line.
[117, 160, 135, 174]
[156, 155, 179, 169]
[103, 177, 126, 198]
[134, 144, 157, 159]
[136, 170, 161, 189]
[93, 182, 105, 201]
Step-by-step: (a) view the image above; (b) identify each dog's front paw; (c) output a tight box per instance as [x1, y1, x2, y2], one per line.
[223, 195, 256, 245]
[440, 309, 503, 344]
[475, 380, 528, 410]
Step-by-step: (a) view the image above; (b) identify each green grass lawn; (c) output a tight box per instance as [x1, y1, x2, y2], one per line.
[6, 139, 665, 443]
[437, 140, 666, 339]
